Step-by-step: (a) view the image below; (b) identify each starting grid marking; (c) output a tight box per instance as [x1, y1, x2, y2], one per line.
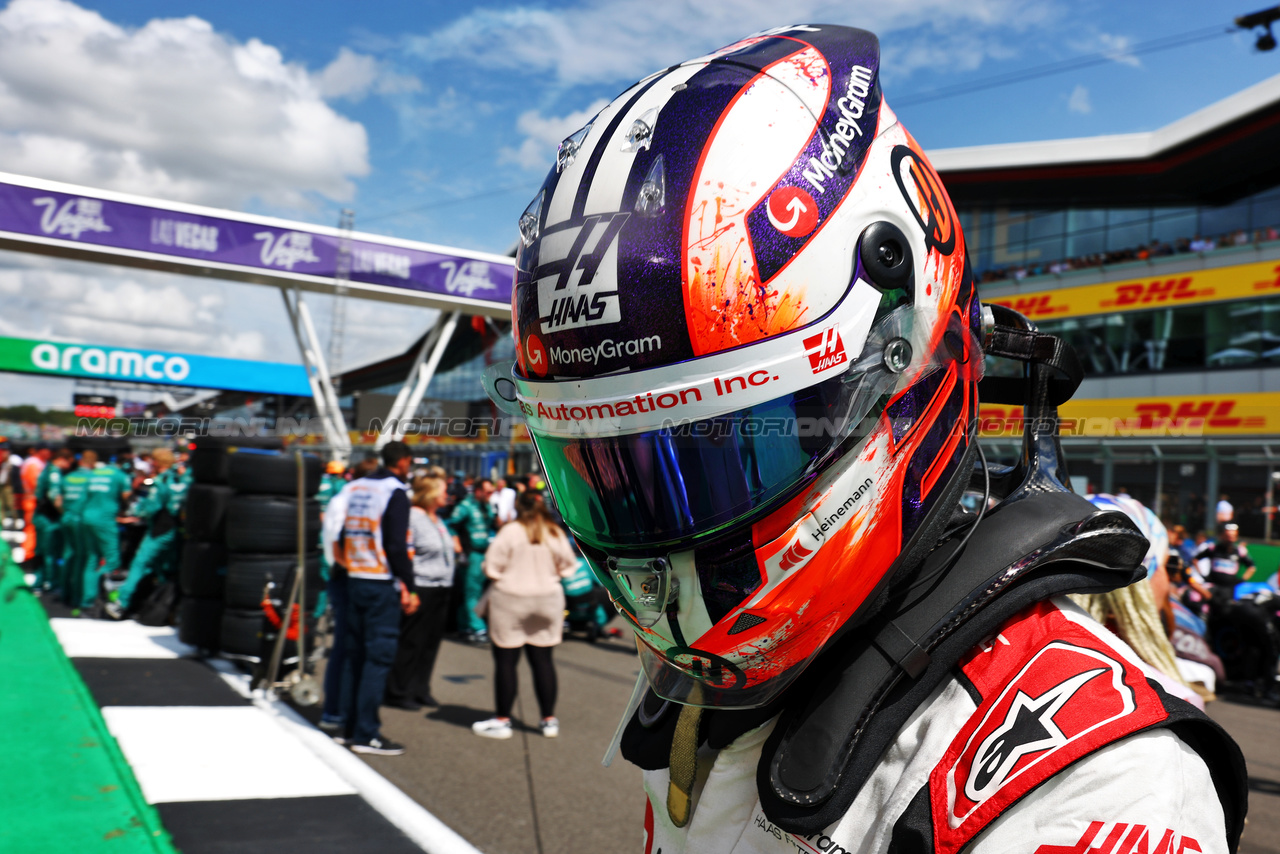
[49, 614, 483, 854]
[51, 618, 195, 659]
[102, 705, 356, 803]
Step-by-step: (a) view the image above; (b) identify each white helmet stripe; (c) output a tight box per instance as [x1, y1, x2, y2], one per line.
[514, 278, 880, 437]
[583, 63, 706, 217]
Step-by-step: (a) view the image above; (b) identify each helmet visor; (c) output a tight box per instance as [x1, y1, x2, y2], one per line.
[531, 376, 858, 548]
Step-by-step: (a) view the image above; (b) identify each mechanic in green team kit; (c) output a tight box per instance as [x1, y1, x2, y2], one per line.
[58, 451, 93, 608]
[32, 447, 73, 594]
[76, 451, 131, 611]
[106, 448, 189, 619]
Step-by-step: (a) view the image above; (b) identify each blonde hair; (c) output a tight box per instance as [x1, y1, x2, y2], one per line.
[1069, 581, 1185, 685]
[411, 475, 446, 510]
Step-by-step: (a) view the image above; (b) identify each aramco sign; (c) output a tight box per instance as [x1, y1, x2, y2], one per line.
[0, 335, 311, 396]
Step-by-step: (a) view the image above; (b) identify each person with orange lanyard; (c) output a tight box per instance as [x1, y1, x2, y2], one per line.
[335, 440, 417, 756]
[20, 444, 49, 559]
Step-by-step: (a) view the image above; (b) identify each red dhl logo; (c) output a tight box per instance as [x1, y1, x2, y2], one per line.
[1101, 277, 1212, 308]
[991, 294, 1069, 319]
[978, 400, 1266, 436]
[1133, 400, 1264, 430]
[1254, 263, 1280, 292]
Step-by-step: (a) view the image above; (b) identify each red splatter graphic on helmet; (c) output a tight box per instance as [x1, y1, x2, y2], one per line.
[682, 47, 830, 356]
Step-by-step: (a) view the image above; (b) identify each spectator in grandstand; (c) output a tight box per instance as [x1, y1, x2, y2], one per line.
[0, 439, 17, 528]
[472, 490, 578, 740]
[450, 477, 495, 645]
[384, 474, 455, 710]
[59, 452, 94, 609]
[32, 448, 72, 593]
[106, 448, 190, 619]
[336, 442, 415, 756]
[76, 452, 130, 612]
[319, 453, 378, 735]
[1216, 493, 1235, 524]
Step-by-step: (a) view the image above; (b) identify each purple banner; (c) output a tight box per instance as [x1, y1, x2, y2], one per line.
[0, 177, 514, 309]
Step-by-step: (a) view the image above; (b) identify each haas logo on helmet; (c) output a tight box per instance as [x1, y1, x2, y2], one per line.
[766, 187, 819, 238]
[803, 325, 848, 374]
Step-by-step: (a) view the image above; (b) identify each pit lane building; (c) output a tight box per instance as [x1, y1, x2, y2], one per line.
[933, 71, 1280, 538]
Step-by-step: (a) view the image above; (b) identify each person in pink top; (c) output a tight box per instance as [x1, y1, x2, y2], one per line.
[472, 490, 578, 740]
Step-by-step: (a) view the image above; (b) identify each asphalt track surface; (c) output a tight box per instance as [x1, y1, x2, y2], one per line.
[306, 631, 647, 854]
[313, 633, 1280, 854]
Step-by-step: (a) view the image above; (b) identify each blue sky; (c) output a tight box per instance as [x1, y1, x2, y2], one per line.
[0, 0, 1276, 407]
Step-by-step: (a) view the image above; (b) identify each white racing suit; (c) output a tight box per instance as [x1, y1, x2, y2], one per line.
[638, 596, 1243, 854]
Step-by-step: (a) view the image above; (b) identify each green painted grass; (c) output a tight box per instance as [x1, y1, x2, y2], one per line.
[0, 542, 176, 854]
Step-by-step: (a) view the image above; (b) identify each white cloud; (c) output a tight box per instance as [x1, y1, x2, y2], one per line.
[314, 46, 421, 102]
[1096, 32, 1141, 68]
[498, 99, 609, 170]
[0, 0, 370, 209]
[1067, 84, 1092, 114]
[406, 0, 1060, 85]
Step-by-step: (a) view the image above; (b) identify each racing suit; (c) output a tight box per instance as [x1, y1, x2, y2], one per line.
[449, 494, 493, 637]
[32, 462, 64, 591]
[116, 466, 190, 610]
[77, 464, 130, 609]
[636, 597, 1243, 854]
[59, 466, 91, 606]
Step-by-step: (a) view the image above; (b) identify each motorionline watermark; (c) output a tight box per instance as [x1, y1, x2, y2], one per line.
[76, 413, 1216, 441]
[75, 415, 524, 440]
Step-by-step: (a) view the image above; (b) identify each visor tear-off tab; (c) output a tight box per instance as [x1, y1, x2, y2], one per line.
[666, 700, 704, 827]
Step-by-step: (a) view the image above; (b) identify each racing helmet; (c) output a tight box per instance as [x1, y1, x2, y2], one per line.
[486, 24, 983, 708]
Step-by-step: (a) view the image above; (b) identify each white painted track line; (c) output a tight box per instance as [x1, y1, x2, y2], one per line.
[102, 705, 357, 803]
[207, 659, 483, 854]
[51, 618, 195, 659]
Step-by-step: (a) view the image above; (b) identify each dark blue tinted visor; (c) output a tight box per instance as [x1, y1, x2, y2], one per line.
[532, 376, 857, 549]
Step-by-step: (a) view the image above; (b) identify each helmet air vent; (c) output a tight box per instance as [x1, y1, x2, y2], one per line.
[556, 122, 593, 172]
[859, 221, 914, 296]
[727, 612, 767, 635]
[518, 190, 544, 247]
[622, 107, 660, 153]
[635, 154, 666, 217]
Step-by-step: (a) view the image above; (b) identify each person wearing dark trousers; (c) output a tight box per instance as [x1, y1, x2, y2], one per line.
[337, 441, 417, 756]
[385, 473, 456, 710]
[319, 454, 378, 734]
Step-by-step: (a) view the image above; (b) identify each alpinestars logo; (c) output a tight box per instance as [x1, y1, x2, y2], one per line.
[966, 668, 1105, 801]
[535, 212, 629, 332]
[803, 325, 848, 374]
[778, 540, 813, 570]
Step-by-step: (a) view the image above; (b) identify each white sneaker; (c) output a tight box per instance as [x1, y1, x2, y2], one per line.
[540, 717, 559, 738]
[472, 717, 513, 739]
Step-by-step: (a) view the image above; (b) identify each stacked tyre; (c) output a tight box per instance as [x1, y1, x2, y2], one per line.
[221, 447, 323, 660]
[176, 436, 244, 650]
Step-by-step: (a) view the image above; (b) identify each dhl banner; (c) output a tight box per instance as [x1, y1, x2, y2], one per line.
[979, 391, 1280, 438]
[989, 258, 1280, 321]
